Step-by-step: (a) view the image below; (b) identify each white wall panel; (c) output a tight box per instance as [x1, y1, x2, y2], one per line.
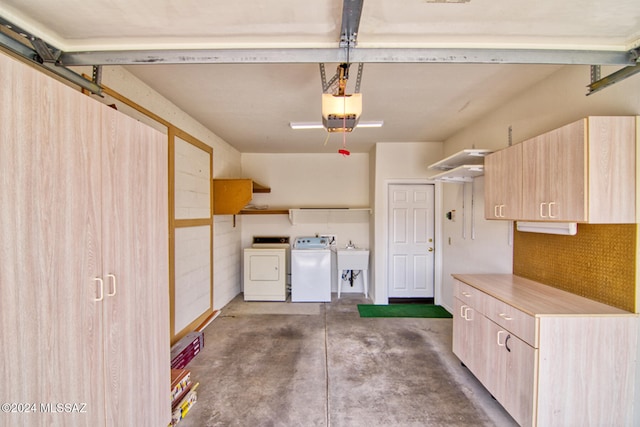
[174, 225, 211, 332]
[174, 136, 211, 219]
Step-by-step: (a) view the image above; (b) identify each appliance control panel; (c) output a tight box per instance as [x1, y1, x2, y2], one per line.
[294, 236, 329, 249]
[253, 236, 290, 245]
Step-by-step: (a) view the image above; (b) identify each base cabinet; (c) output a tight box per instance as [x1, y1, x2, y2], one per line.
[0, 53, 169, 425]
[452, 275, 638, 427]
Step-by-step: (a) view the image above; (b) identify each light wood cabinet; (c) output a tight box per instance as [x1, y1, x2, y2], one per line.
[521, 119, 587, 221]
[485, 116, 636, 223]
[484, 144, 522, 219]
[212, 178, 272, 214]
[452, 274, 638, 427]
[0, 53, 169, 426]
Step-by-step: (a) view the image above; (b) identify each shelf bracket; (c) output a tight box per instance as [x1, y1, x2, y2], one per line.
[587, 48, 640, 95]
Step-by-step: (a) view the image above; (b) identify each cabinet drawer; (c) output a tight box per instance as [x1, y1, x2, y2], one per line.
[486, 298, 536, 347]
[454, 280, 484, 313]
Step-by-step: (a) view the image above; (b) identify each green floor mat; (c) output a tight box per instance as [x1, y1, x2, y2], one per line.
[357, 304, 452, 318]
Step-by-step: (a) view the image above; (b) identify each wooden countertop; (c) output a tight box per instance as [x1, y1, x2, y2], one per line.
[452, 274, 636, 317]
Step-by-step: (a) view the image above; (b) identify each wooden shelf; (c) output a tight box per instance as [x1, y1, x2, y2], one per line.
[251, 181, 271, 193]
[428, 165, 485, 183]
[428, 149, 493, 182]
[428, 149, 493, 171]
[239, 209, 289, 215]
[212, 179, 271, 215]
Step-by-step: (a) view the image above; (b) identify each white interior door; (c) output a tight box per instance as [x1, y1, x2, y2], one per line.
[388, 184, 435, 298]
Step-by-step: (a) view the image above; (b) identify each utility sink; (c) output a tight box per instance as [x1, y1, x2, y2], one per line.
[337, 249, 370, 271]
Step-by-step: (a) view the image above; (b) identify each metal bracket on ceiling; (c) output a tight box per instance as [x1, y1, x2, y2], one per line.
[319, 0, 365, 96]
[92, 65, 103, 85]
[30, 37, 60, 63]
[587, 48, 640, 95]
[590, 65, 601, 83]
[339, 0, 364, 49]
[0, 16, 102, 95]
[320, 62, 363, 94]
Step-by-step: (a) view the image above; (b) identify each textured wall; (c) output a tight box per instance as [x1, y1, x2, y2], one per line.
[513, 224, 637, 312]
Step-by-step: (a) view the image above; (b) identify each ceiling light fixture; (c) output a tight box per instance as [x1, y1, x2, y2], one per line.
[322, 93, 362, 132]
[289, 120, 383, 130]
[321, 63, 362, 133]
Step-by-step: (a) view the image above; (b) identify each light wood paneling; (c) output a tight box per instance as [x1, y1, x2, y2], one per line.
[0, 52, 105, 425]
[484, 144, 522, 219]
[537, 316, 637, 426]
[488, 116, 636, 223]
[522, 119, 587, 221]
[452, 275, 638, 427]
[587, 116, 636, 223]
[0, 52, 170, 426]
[101, 106, 169, 425]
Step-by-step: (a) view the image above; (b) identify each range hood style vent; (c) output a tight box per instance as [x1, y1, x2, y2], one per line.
[428, 149, 493, 183]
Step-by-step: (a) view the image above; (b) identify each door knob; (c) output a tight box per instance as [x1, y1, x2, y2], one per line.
[428, 247, 434, 252]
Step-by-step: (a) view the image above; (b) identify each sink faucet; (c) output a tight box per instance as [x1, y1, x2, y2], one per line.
[346, 240, 356, 249]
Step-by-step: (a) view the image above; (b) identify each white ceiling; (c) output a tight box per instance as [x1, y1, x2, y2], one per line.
[1, 0, 639, 153]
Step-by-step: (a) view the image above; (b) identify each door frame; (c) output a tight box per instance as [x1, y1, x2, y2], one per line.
[378, 179, 443, 305]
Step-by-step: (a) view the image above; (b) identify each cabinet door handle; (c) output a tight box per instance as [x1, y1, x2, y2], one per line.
[106, 274, 117, 297]
[504, 334, 512, 352]
[93, 277, 104, 302]
[539, 202, 548, 218]
[465, 307, 473, 321]
[548, 202, 557, 218]
[498, 313, 512, 321]
[461, 291, 471, 298]
[494, 205, 500, 217]
[499, 205, 505, 218]
[497, 330, 507, 347]
[460, 305, 467, 319]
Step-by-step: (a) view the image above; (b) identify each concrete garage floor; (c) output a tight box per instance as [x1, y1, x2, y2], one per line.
[177, 294, 518, 427]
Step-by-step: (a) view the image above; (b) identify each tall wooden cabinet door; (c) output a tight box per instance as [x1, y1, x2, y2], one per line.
[101, 106, 170, 426]
[546, 119, 586, 221]
[484, 144, 522, 220]
[522, 120, 587, 221]
[521, 133, 550, 221]
[0, 54, 105, 425]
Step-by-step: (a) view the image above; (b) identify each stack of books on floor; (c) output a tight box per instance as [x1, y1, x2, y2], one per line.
[170, 368, 198, 425]
[171, 331, 204, 369]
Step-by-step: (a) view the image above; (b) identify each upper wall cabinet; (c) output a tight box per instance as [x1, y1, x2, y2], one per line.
[213, 179, 270, 215]
[484, 144, 522, 220]
[485, 116, 637, 223]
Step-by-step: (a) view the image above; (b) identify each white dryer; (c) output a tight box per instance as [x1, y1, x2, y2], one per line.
[243, 236, 290, 301]
[291, 236, 332, 302]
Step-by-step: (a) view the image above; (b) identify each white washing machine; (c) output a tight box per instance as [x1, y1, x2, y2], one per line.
[291, 236, 332, 302]
[243, 236, 290, 301]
